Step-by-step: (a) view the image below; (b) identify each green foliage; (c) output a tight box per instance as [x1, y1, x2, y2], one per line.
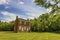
[30, 13, 60, 32]
[0, 13, 60, 33]
[35, 0, 60, 13]
[35, 0, 60, 8]
[0, 21, 14, 31]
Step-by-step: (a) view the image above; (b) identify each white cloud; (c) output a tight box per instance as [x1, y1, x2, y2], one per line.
[0, 0, 9, 4]
[10, 0, 45, 17]
[0, 0, 47, 22]
[1, 11, 16, 17]
[50, 1, 56, 5]
[25, 12, 42, 19]
[18, 1, 24, 5]
[47, 7, 52, 13]
[1, 11, 17, 22]
[17, 5, 45, 18]
[32, 0, 35, 2]
[0, 11, 30, 22]
[0, 0, 46, 19]
[26, 13, 40, 18]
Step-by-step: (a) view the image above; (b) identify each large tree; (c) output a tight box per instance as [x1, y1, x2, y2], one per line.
[35, 0, 60, 14]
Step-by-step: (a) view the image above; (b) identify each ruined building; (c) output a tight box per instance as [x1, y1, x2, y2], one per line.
[14, 16, 30, 32]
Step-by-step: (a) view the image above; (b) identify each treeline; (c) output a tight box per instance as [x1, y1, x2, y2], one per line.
[0, 21, 14, 31]
[0, 13, 60, 32]
[30, 13, 60, 32]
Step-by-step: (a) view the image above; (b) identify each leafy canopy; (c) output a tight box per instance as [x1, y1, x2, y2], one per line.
[35, 0, 60, 13]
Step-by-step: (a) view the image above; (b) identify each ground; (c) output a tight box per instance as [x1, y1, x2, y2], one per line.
[0, 31, 60, 40]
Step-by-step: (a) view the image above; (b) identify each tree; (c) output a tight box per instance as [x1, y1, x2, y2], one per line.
[30, 12, 60, 32]
[38, 13, 50, 31]
[35, 0, 60, 14]
[30, 18, 38, 32]
[0, 21, 14, 31]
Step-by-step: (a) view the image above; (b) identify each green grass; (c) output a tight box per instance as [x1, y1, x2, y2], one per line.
[0, 31, 60, 40]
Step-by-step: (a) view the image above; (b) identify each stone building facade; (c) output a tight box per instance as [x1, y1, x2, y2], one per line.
[14, 16, 30, 32]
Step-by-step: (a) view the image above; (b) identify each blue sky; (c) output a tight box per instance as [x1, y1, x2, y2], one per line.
[0, 0, 48, 22]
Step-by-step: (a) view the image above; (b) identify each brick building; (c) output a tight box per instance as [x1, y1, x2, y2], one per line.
[14, 16, 30, 33]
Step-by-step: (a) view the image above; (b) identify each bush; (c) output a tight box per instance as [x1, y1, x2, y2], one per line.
[0, 21, 14, 31]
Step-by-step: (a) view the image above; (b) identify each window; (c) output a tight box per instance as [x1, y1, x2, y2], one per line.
[22, 27, 24, 31]
[20, 21, 21, 24]
[27, 28, 29, 31]
[25, 21, 26, 25]
[24, 27, 26, 30]
[19, 26, 21, 30]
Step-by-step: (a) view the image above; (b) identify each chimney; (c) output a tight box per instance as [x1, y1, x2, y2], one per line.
[16, 16, 18, 20]
[14, 16, 19, 33]
[27, 19, 29, 21]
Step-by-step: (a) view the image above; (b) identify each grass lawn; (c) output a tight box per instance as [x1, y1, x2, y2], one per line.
[0, 31, 60, 40]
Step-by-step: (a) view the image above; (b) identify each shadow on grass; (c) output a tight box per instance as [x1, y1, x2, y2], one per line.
[0, 31, 15, 33]
[0, 31, 60, 34]
[32, 31, 60, 34]
[47, 31, 60, 34]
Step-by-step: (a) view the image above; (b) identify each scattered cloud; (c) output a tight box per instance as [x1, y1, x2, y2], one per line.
[0, 0, 9, 4]
[47, 7, 52, 13]
[25, 13, 40, 18]
[0, 0, 47, 22]
[1, 11, 17, 22]
[50, 1, 56, 5]
[18, 1, 24, 5]
[1, 11, 16, 16]
[18, 5, 44, 19]
[32, 0, 35, 2]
